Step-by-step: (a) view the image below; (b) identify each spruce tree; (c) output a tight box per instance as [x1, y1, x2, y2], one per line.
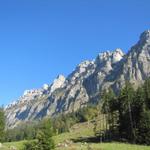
[24, 119, 55, 150]
[0, 107, 5, 142]
[117, 82, 135, 142]
[36, 119, 55, 150]
[137, 110, 150, 145]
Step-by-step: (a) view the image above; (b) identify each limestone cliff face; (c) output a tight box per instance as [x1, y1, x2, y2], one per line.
[5, 30, 150, 128]
[114, 30, 150, 90]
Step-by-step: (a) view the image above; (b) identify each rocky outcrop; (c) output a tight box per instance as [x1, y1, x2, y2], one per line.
[5, 30, 150, 128]
[113, 30, 150, 90]
[49, 75, 65, 93]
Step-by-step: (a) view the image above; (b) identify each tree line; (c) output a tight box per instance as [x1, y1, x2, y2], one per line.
[0, 105, 97, 149]
[0, 105, 97, 143]
[95, 79, 150, 145]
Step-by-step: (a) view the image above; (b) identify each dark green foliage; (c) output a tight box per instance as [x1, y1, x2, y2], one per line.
[144, 79, 150, 109]
[117, 82, 135, 141]
[0, 107, 5, 142]
[5, 105, 98, 143]
[100, 88, 118, 140]
[98, 79, 150, 145]
[137, 110, 150, 145]
[52, 113, 76, 134]
[36, 119, 55, 150]
[24, 141, 38, 150]
[5, 121, 38, 142]
[101, 88, 116, 114]
[52, 105, 98, 134]
[76, 105, 98, 122]
[24, 119, 55, 150]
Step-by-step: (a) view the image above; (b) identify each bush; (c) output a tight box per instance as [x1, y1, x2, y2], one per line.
[24, 119, 55, 150]
[24, 141, 38, 150]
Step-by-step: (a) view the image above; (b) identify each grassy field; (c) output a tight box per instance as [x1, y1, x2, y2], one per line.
[0, 141, 26, 150]
[54, 122, 150, 150]
[1, 140, 26, 150]
[54, 121, 95, 144]
[2, 140, 150, 150]
[55, 142, 150, 150]
[1, 121, 150, 150]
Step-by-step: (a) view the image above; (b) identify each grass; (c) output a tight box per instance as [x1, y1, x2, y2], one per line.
[1, 121, 150, 150]
[54, 121, 150, 150]
[55, 142, 150, 150]
[1, 141, 150, 150]
[1, 140, 26, 150]
[54, 121, 95, 144]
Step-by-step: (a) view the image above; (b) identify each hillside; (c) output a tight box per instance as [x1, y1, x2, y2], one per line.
[55, 121, 150, 150]
[1, 121, 150, 150]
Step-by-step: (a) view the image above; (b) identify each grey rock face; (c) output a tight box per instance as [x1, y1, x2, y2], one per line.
[83, 48, 124, 98]
[5, 30, 150, 128]
[113, 30, 150, 90]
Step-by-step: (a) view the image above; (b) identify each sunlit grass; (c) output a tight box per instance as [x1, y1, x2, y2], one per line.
[2, 122, 150, 150]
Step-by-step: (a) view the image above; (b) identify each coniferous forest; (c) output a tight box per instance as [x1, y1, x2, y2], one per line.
[95, 79, 150, 145]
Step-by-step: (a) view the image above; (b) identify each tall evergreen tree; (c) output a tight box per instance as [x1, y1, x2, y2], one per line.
[24, 118, 55, 150]
[36, 119, 55, 150]
[118, 82, 135, 142]
[137, 110, 150, 145]
[0, 107, 5, 142]
[97, 88, 116, 141]
[143, 78, 150, 110]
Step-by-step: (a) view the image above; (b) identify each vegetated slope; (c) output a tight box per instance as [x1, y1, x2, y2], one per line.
[5, 30, 150, 128]
[54, 121, 150, 150]
[2, 121, 150, 150]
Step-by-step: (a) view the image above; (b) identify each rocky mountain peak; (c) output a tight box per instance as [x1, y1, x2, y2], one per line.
[95, 49, 124, 73]
[76, 60, 95, 74]
[57, 74, 65, 80]
[97, 49, 124, 63]
[139, 30, 150, 43]
[112, 48, 124, 63]
[127, 30, 150, 56]
[22, 89, 43, 99]
[43, 84, 49, 90]
[49, 74, 65, 93]
[78, 60, 94, 67]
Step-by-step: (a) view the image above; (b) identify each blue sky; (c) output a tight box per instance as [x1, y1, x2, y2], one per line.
[0, 0, 150, 105]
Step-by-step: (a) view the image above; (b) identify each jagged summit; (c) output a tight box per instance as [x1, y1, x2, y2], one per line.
[114, 48, 124, 55]
[5, 75, 65, 110]
[57, 74, 65, 79]
[49, 74, 65, 93]
[43, 84, 49, 90]
[96, 48, 124, 68]
[140, 29, 150, 42]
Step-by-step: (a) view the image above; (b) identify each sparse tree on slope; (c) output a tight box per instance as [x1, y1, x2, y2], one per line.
[0, 107, 5, 142]
[36, 119, 55, 150]
[24, 118, 55, 150]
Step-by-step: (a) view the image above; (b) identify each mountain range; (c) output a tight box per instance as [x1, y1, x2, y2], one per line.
[5, 29, 150, 128]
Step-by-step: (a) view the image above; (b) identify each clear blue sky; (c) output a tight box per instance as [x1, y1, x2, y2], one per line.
[0, 0, 150, 105]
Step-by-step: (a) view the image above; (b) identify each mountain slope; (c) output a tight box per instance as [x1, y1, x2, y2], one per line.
[5, 30, 150, 128]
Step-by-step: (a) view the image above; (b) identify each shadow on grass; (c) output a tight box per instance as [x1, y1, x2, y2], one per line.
[71, 136, 103, 143]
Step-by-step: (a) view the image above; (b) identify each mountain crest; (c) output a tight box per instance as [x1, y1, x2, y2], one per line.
[49, 74, 65, 93]
[5, 29, 150, 128]
[139, 30, 150, 45]
[140, 29, 150, 40]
